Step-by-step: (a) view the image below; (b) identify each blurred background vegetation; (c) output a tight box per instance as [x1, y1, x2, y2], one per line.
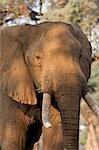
[0, 0, 99, 149]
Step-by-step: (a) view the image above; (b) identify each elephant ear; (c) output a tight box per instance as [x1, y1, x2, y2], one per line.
[2, 57, 37, 105]
[1, 55, 37, 105]
[0, 26, 37, 105]
[69, 24, 92, 81]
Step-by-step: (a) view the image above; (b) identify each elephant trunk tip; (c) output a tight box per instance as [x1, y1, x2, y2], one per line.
[42, 92, 52, 128]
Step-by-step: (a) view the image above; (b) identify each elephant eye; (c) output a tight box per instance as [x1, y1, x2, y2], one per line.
[36, 55, 40, 59]
[32, 54, 42, 67]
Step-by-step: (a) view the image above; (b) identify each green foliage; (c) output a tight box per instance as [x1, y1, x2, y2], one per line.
[88, 62, 99, 103]
[65, 0, 84, 24]
[42, 0, 83, 23]
[42, 0, 99, 36]
[79, 128, 87, 145]
[89, 62, 99, 91]
[0, 0, 8, 4]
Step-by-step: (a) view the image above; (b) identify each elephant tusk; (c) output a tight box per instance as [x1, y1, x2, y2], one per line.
[42, 93, 52, 128]
[83, 92, 99, 117]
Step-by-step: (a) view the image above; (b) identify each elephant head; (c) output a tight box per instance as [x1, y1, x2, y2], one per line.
[0, 22, 98, 149]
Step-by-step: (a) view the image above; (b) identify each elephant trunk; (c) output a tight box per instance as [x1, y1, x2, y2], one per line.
[55, 84, 81, 150]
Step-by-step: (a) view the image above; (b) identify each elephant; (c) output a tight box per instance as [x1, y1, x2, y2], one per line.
[0, 22, 99, 150]
[0, 88, 42, 150]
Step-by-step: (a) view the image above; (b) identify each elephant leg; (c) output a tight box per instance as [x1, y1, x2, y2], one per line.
[0, 90, 29, 150]
[2, 121, 27, 150]
[0, 109, 27, 150]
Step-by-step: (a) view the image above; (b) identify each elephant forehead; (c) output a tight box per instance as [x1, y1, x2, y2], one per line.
[43, 25, 81, 54]
[46, 23, 70, 36]
[43, 37, 81, 58]
[44, 38, 62, 51]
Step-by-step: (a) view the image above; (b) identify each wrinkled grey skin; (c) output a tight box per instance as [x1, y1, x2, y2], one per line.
[0, 22, 92, 150]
